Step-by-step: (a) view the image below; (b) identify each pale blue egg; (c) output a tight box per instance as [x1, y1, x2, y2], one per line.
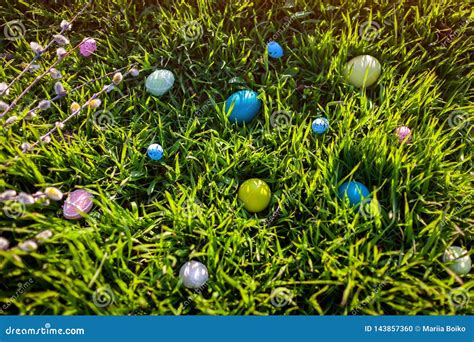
[338, 181, 370, 206]
[267, 41, 284, 59]
[312, 117, 329, 134]
[147, 143, 163, 161]
[225, 90, 262, 124]
[145, 69, 174, 96]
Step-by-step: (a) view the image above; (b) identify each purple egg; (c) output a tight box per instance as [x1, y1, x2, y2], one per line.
[63, 189, 94, 220]
[79, 38, 97, 57]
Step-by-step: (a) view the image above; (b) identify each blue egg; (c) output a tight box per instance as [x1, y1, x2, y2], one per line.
[147, 143, 164, 161]
[267, 41, 284, 59]
[312, 117, 329, 134]
[225, 90, 262, 124]
[338, 181, 370, 206]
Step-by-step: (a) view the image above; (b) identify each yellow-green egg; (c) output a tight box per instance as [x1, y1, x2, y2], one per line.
[238, 178, 271, 213]
[344, 55, 381, 88]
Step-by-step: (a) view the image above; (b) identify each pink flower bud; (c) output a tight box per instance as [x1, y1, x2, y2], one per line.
[60, 20, 72, 31]
[0, 101, 9, 112]
[5, 115, 18, 126]
[56, 47, 67, 59]
[0, 82, 9, 96]
[38, 100, 51, 110]
[30, 42, 44, 54]
[49, 68, 62, 80]
[53, 34, 69, 46]
[130, 68, 139, 77]
[54, 82, 66, 96]
[70, 102, 81, 113]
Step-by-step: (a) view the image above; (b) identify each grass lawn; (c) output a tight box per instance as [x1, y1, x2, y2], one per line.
[0, 0, 472, 315]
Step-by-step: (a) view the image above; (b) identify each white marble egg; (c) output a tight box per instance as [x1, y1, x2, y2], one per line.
[179, 260, 209, 289]
[443, 246, 471, 275]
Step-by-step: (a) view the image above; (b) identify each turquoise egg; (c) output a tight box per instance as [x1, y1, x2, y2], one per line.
[338, 181, 370, 206]
[225, 90, 262, 124]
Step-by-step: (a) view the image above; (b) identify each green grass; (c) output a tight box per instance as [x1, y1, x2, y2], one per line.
[0, 0, 473, 315]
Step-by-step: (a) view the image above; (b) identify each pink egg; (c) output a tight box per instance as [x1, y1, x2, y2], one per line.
[63, 189, 93, 220]
[395, 126, 412, 144]
[79, 38, 97, 57]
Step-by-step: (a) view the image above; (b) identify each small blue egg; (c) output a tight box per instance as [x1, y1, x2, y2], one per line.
[312, 117, 329, 134]
[267, 41, 284, 59]
[147, 143, 164, 161]
[338, 181, 370, 206]
[225, 90, 262, 124]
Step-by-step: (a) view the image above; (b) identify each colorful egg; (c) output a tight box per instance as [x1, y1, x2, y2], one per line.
[179, 261, 209, 289]
[338, 181, 370, 206]
[238, 178, 271, 213]
[147, 143, 164, 161]
[267, 41, 284, 59]
[145, 69, 175, 96]
[225, 90, 262, 124]
[63, 189, 94, 220]
[79, 38, 97, 57]
[395, 126, 412, 144]
[344, 55, 381, 88]
[312, 117, 329, 134]
[0, 237, 9, 250]
[443, 246, 472, 275]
